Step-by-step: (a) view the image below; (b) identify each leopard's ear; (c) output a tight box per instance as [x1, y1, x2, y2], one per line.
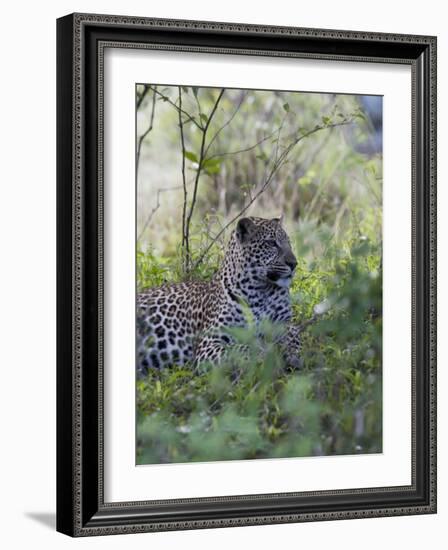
[272, 213, 284, 225]
[236, 217, 256, 243]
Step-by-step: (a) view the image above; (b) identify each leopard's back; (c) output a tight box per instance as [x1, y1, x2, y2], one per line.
[137, 280, 215, 372]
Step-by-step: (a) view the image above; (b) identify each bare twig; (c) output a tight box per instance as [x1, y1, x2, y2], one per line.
[137, 186, 184, 242]
[147, 86, 202, 130]
[178, 87, 190, 271]
[203, 90, 247, 158]
[206, 127, 280, 161]
[192, 88, 203, 128]
[274, 113, 288, 163]
[183, 89, 225, 272]
[136, 84, 149, 110]
[136, 87, 157, 174]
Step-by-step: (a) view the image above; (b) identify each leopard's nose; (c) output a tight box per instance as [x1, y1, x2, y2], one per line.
[286, 256, 297, 271]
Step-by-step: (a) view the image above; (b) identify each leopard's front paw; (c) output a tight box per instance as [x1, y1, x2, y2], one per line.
[278, 323, 302, 370]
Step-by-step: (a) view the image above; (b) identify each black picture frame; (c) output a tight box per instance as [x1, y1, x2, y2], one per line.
[56, 13, 437, 537]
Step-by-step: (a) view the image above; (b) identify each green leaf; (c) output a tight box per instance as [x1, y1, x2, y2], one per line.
[283, 103, 290, 112]
[204, 166, 220, 176]
[184, 150, 199, 163]
[203, 157, 221, 175]
[199, 113, 209, 124]
[298, 168, 316, 186]
[240, 183, 253, 191]
[322, 116, 331, 125]
[298, 176, 312, 186]
[192, 87, 199, 98]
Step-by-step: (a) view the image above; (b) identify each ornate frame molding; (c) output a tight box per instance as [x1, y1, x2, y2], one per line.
[56, 12, 437, 537]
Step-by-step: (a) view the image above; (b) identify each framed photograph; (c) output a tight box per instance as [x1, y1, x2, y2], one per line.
[56, 13, 437, 536]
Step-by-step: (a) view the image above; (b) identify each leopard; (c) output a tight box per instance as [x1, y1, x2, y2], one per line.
[136, 216, 303, 375]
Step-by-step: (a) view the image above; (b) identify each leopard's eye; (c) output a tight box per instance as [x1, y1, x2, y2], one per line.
[265, 239, 278, 248]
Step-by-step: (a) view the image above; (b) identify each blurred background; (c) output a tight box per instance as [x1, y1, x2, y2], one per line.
[136, 85, 383, 464]
[137, 85, 382, 280]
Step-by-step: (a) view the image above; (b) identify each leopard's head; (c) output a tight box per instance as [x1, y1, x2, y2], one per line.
[221, 217, 297, 292]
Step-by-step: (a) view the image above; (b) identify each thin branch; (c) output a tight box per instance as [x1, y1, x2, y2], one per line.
[206, 127, 280, 161]
[184, 89, 225, 272]
[178, 87, 189, 271]
[192, 120, 353, 270]
[203, 91, 247, 158]
[136, 87, 157, 174]
[192, 88, 203, 128]
[137, 186, 184, 242]
[260, 114, 288, 185]
[147, 86, 202, 130]
[273, 113, 288, 163]
[136, 84, 149, 110]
